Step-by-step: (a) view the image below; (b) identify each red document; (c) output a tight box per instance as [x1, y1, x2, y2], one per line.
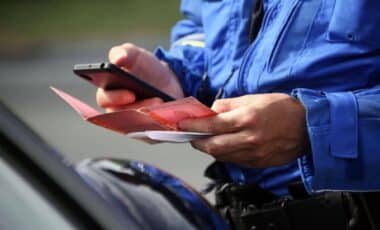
[51, 87, 216, 139]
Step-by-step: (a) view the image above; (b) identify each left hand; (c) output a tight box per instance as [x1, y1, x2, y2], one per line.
[178, 93, 310, 168]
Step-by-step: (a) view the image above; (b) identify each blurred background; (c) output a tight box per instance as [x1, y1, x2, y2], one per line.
[0, 0, 213, 191]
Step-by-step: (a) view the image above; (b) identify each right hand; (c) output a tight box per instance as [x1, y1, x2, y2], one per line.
[96, 43, 184, 112]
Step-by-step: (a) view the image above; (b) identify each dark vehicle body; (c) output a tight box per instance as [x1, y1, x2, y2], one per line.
[0, 102, 228, 229]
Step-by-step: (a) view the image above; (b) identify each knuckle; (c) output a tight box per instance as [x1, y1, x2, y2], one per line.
[247, 130, 265, 144]
[211, 99, 229, 113]
[245, 134, 259, 145]
[254, 131, 265, 145]
[253, 134, 266, 147]
[204, 143, 218, 155]
[212, 100, 223, 109]
[239, 110, 257, 126]
[236, 116, 247, 128]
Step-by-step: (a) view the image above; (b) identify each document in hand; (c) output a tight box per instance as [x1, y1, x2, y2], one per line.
[50, 87, 216, 142]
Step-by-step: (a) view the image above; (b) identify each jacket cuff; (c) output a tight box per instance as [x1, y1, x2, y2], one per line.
[154, 47, 188, 95]
[292, 89, 359, 194]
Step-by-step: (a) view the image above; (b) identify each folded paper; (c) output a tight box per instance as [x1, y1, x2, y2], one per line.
[51, 87, 216, 142]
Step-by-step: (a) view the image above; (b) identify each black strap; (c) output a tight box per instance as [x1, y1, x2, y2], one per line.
[196, 73, 216, 107]
[232, 192, 359, 230]
[355, 193, 380, 230]
[249, 0, 265, 43]
[196, 0, 264, 106]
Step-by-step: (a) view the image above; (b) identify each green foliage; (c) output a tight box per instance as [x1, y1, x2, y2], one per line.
[0, 0, 181, 44]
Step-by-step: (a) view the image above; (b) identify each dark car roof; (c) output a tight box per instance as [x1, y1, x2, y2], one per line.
[0, 102, 229, 230]
[0, 102, 132, 229]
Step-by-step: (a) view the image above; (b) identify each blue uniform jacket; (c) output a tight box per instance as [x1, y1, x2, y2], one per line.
[155, 0, 380, 196]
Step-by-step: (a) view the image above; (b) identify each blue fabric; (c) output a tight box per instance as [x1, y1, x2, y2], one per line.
[294, 87, 380, 193]
[128, 160, 230, 229]
[155, 0, 380, 196]
[325, 92, 358, 159]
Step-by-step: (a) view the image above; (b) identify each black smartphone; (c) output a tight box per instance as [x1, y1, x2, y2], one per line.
[73, 62, 175, 102]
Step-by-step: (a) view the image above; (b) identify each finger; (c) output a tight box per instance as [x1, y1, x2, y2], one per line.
[211, 98, 234, 113]
[96, 88, 136, 108]
[211, 96, 251, 113]
[105, 97, 164, 112]
[108, 43, 141, 69]
[179, 108, 250, 134]
[108, 43, 171, 92]
[190, 130, 259, 156]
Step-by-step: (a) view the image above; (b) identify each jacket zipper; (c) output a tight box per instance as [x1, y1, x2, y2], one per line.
[238, 0, 302, 92]
[267, 0, 302, 72]
[237, 2, 274, 93]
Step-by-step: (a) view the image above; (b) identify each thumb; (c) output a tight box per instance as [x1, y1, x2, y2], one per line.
[108, 43, 163, 84]
[211, 95, 255, 113]
[211, 98, 240, 113]
[108, 43, 142, 69]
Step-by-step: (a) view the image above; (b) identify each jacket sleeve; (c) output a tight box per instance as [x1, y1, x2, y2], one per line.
[292, 84, 380, 194]
[154, 0, 206, 97]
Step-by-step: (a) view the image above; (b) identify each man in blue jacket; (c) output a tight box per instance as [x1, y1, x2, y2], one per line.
[97, 0, 380, 200]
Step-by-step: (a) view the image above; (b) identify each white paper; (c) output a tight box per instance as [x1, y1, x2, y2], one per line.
[126, 131, 213, 143]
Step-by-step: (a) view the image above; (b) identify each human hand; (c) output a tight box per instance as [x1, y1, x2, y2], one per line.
[179, 93, 310, 168]
[96, 43, 184, 112]
[96, 88, 164, 113]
